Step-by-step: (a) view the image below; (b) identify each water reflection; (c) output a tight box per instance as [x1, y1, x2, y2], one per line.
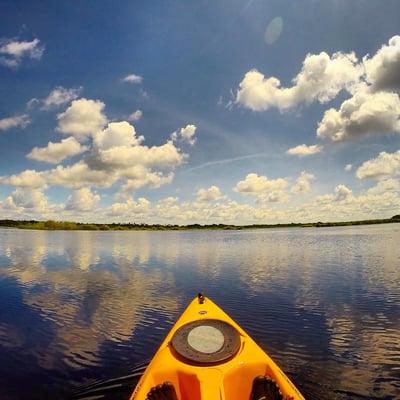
[0, 230, 181, 377]
[0, 226, 399, 399]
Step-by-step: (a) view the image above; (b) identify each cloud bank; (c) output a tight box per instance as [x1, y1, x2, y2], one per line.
[0, 94, 198, 215]
[236, 36, 400, 143]
[1, 34, 400, 225]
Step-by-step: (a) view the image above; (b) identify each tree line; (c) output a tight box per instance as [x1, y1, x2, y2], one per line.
[0, 215, 399, 231]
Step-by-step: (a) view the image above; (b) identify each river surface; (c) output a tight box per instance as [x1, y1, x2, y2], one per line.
[0, 225, 399, 399]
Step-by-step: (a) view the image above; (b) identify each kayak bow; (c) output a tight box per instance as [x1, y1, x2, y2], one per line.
[130, 294, 305, 400]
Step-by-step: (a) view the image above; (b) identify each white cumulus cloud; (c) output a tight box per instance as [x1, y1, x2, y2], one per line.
[334, 184, 353, 201]
[317, 184, 353, 204]
[317, 91, 400, 142]
[66, 188, 100, 211]
[236, 51, 361, 111]
[54, 117, 187, 193]
[57, 98, 107, 140]
[27, 137, 89, 164]
[47, 162, 117, 189]
[171, 124, 197, 145]
[236, 36, 400, 144]
[0, 94, 198, 212]
[287, 144, 323, 157]
[356, 150, 400, 179]
[93, 121, 144, 151]
[234, 173, 288, 194]
[364, 35, 400, 92]
[196, 185, 224, 202]
[0, 37, 44, 68]
[257, 190, 289, 203]
[291, 171, 315, 194]
[367, 178, 400, 194]
[109, 197, 150, 217]
[91, 139, 185, 170]
[42, 87, 82, 110]
[86, 121, 188, 193]
[122, 74, 143, 84]
[0, 114, 30, 130]
[8, 187, 48, 210]
[119, 170, 174, 194]
[0, 169, 47, 189]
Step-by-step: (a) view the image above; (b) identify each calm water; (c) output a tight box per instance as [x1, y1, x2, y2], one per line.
[0, 225, 399, 399]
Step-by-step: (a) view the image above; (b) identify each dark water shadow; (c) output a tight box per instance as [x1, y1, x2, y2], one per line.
[71, 361, 148, 400]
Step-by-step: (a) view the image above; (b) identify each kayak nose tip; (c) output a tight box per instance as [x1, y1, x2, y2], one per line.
[197, 292, 205, 304]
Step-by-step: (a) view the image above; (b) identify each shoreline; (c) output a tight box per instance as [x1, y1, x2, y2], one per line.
[1, 216, 400, 231]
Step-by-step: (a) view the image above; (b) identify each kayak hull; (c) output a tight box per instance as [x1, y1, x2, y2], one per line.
[130, 295, 305, 400]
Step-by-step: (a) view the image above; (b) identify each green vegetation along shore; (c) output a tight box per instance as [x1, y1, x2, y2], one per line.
[1, 215, 400, 231]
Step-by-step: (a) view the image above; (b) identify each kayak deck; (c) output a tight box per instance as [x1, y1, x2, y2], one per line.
[130, 294, 305, 400]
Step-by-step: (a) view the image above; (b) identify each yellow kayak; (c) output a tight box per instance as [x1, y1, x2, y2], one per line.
[130, 294, 305, 400]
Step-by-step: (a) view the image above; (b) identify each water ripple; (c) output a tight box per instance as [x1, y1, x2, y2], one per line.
[1, 227, 400, 399]
[72, 362, 148, 399]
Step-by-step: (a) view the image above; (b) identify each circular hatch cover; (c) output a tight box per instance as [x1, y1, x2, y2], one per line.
[170, 319, 240, 365]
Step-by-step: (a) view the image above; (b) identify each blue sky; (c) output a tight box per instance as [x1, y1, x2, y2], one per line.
[1, 0, 400, 224]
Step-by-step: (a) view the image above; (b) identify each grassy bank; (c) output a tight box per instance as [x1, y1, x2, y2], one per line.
[1, 215, 400, 231]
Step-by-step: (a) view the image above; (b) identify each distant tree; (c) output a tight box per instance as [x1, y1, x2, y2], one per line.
[44, 220, 57, 229]
[81, 224, 99, 230]
[62, 221, 78, 230]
